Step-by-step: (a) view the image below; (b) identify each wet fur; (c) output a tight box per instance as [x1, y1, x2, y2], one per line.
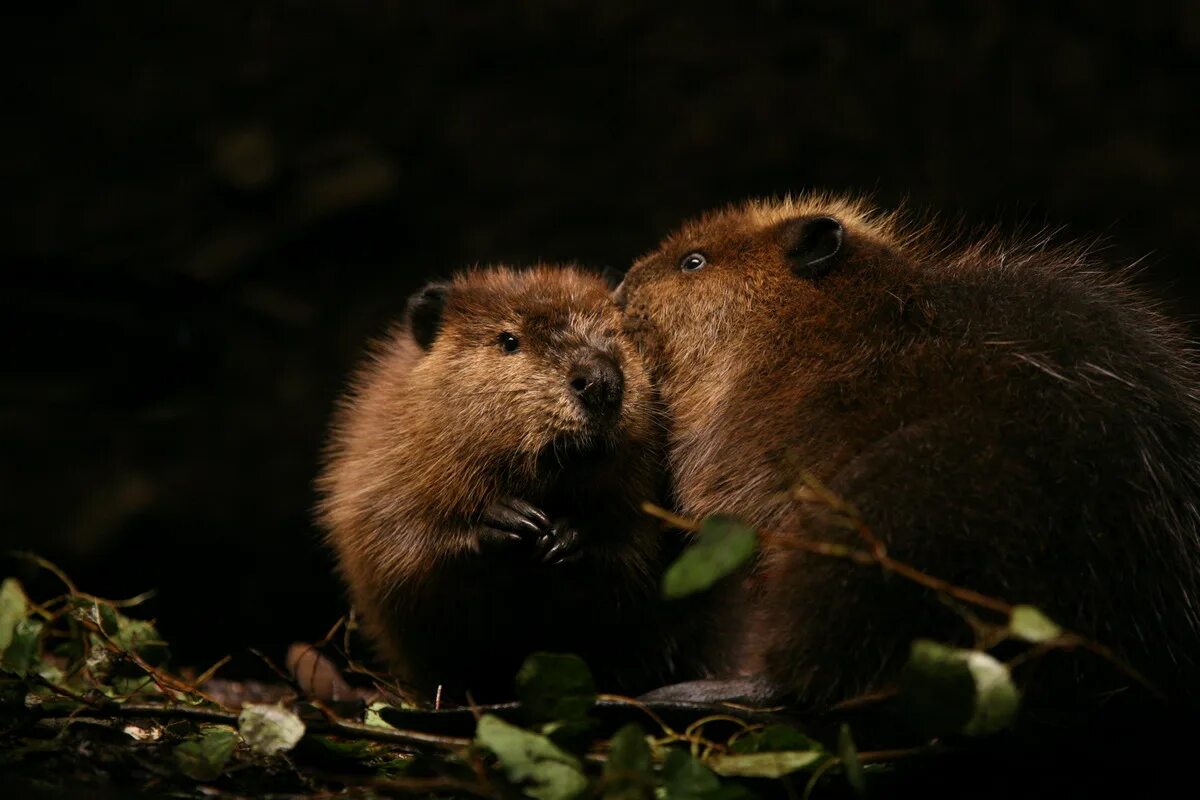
[318, 265, 722, 702]
[620, 195, 1200, 708]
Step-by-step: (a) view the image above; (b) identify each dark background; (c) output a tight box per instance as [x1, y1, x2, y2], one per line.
[5, 3, 1199, 673]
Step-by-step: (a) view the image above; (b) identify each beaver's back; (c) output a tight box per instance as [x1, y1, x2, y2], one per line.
[763, 242, 1200, 702]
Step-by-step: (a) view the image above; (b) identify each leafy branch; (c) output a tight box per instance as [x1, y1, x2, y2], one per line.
[643, 467, 1163, 726]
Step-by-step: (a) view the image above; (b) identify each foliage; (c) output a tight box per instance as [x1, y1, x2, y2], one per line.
[476, 714, 588, 800]
[238, 703, 306, 755]
[516, 652, 596, 726]
[662, 515, 758, 599]
[0, 506, 1139, 798]
[1008, 605, 1062, 643]
[174, 726, 238, 781]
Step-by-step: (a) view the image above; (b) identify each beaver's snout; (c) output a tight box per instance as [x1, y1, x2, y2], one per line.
[569, 352, 624, 420]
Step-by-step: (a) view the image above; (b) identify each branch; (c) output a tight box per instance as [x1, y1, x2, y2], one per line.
[644, 476, 1162, 699]
[641, 502, 700, 533]
[23, 701, 474, 751]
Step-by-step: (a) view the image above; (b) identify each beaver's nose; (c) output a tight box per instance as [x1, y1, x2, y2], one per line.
[569, 353, 624, 418]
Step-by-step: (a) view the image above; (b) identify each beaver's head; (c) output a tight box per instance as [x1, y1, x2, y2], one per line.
[404, 265, 656, 473]
[614, 194, 904, 393]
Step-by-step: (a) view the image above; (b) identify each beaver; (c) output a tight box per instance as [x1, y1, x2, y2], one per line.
[318, 265, 719, 703]
[616, 194, 1200, 710]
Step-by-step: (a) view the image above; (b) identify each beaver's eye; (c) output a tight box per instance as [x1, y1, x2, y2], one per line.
[498, 332, 520, 353]
[680, 252, 707, 272]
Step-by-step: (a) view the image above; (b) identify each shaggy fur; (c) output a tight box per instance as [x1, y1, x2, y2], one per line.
[618, 195, 1200, 709]
[318, 265, 720, 702]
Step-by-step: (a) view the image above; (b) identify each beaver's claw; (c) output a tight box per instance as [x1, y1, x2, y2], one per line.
[477, 497, 552, 552]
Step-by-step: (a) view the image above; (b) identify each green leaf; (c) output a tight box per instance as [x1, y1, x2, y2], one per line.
[899, 640, 976, 735]
[541, 718, 596, 752]
[516, 652, 597, 725]
[837, 724, 865, 796]
[77, 599, 168, 674]
[961, 651, 1020, 736]
[730, 724, 822, 754]
[476, 713, 587, 800]
[109, 614, 168, 666]
[1008, 605, 1062, 643]
[305, 734, 378, 760]
[109, 617, 162, 652]
[663, 515, 758, 599]
[37, 663, 64, 686]
[84, 634, 116, 678]
[709, 750, 824, 778]
[97, 601, 121, 636]
[602, 723, 652, 799]
[1, 618, 44, 676]
[364, 701, 396, 729]
[300, 733, 408, 774]
[237, 703, 306, 756]
[107, 675, 159, 699]
[0, 579, 29, 655]
[662, 749, 720, 799]
[606, 724, 650, 773]
[174, 727, 238, 781]
[899, 640, 1020, 737]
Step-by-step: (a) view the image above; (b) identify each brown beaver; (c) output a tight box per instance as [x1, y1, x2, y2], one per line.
[616, 194, 1200, 710]
[318, 265, 719, 703]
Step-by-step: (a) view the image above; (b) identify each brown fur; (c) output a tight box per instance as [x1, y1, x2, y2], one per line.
[619, 194, 1200, 709]
[318, 265, 720, 702]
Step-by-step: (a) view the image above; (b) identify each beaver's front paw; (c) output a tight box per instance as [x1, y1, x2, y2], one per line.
[535, 520, 584, 566]
[477, 497, 552, 553]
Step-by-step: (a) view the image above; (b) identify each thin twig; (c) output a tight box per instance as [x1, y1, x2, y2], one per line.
[802, 757, 840, 800]
[366, 774, 492, 798]
[596, 693, 678, 736]
[1055, 635, 1163, 702]
[24, 701, 474, 750]
[826, 688, 898, 713]
[250, 647, 303, 687]
[192, 654, 232, 687]
[873, 551, 1012, 615]
[323, 717, 472, 749]
[646, 480, 1161, 699]
[101, 589, 158, 609]
[684, 714, 755, 740]
[858, 745, 944, 764]
[80, 615, 225, 707]
[641, 502, 700, 532]
[11, 551, 78, 595]
[789, 472, 1013, 614]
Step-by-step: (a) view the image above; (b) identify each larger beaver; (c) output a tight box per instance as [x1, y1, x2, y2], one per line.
[617, 195, 1200, 709]
[318, 265, 721, 703]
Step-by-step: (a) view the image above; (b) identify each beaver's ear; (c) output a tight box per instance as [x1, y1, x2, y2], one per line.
[405, 282, 450, 350]
[600, 266, 625, 291]
[783, 216, 844, 279]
